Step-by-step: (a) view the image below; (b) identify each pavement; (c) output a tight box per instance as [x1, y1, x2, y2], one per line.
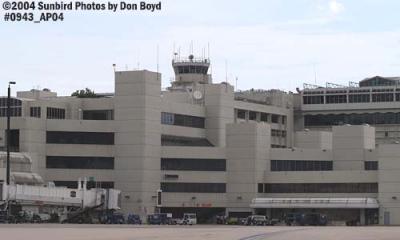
[0, 224, 400, 240]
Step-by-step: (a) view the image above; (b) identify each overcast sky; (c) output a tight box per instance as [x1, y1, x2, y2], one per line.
[1, 0, 400, 96]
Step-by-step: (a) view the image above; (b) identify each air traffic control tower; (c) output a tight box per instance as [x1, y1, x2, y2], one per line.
[171, 54, 212, 89]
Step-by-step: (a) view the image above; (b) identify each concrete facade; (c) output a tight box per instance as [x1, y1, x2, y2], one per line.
[1, 58, 400, 224]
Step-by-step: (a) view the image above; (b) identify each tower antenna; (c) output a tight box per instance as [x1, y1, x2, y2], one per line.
[225, 60, 228, 84]
[313, 63, 317, 84]
[235, 77, 238, 90]
[207, 42, 210, 59]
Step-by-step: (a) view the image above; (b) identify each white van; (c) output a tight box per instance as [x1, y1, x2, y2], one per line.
[180, 213, 197, 225]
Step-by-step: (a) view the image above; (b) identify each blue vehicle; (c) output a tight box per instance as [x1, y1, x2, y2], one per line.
[100, 212, 125, 224]
[127, 214, 142, 224]
[147, 214, 162, 225]
[147, 213, 174, 225]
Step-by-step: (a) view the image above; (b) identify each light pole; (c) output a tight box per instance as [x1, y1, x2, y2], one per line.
[6, 81, 16, 185]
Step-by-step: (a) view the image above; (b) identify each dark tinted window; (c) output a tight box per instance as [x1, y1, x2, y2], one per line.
[349, 94, 370, 103]
[249, 111, 257, 120]
[271, 160, 333, 171]
[161, 135, 213, 147]
[372, 93, 394, 102]
[30, 107, 41, 118]
[160, 182, 226, 193]
[0, 98, 22, 117]
[83, 110, 114, 120]
[46, 131, 114, 145]
[5, 129, 19, 152]
[260, 113, 268, 122]
[303, 95, 324, 104]
[237, 109, 246, 119]
[46, 156, 114, 169]
[305, 112, 400, 126]
[161, 112, 205, 128]
[261, 183, 378, 193]
[326, 95, 347, 104]
[161, 158, 226, 171]
[365, 161, 378, 170]
[47, 107, 65, 119]
[271, 114, 279, 123]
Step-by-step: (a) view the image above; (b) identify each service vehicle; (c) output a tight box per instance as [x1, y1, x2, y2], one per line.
[178, 213, 197, 225]
[246, 215, 269, 226]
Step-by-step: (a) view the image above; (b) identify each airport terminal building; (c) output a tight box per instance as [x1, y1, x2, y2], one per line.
[1, 56, 400, 225]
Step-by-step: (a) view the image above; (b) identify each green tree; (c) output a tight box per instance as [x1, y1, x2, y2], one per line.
[71, 88, 99, 98]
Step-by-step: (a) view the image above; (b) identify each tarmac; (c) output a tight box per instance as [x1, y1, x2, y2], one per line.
[0, 224, 400, 240]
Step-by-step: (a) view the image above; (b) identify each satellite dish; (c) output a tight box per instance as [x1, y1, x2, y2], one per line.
[193, 90, 203, 100]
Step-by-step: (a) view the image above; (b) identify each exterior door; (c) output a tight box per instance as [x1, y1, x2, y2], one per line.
[384, 211, 390, 225]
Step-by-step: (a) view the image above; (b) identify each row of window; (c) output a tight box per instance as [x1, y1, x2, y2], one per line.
[365, 161, 378, 170]
[47, 107, 65, 119]
[271, 144, 287, 148]
[160, 182, 226, 193]
[0, 107, 21, 117]
[161, 158, 226, 171]
[46, 156, 114, 169]
[326, 95, 347, 104]
[271, 129, 287, 137]
[0, 98, 22, 107]
[161, 112, 205, 128]
[176, 65, 208, 74]
[161, 135, 213, 147]
[236, 109, 285, 124]
[258, 183, 378, 193]
[0, 98, 22, 117]
[46, 131, 115, 145]
[30, 107, 41, 118]
[304, 112, 400, 126]
[83, 110, 114, 120]
[54, 181, 114, 189]
[271, 160, 333, 171]
[304, 93, 400, 104]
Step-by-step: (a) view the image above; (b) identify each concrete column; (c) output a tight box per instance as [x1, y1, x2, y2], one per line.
[114, 70, 161, 218]
[226, 122, 270, 215]
[204, 83, 234, 147]
[360, 209, 366, 225]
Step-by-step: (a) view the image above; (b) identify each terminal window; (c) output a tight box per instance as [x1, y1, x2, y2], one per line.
[83, 110, 114, 120]
[0, 98, 22, 117]
[46, 131, 114, 145]
[161, 158, 226, 171]
[160, 182, 226, 193]
[161, 112, 205, 128]
[271, 160, 332, 171]
[30, 107, 41, 118]
[46, 156, 114, 169]
[259, 183, 378, 193]
[46, 107, 65, 119]
[161, 135, 213, 147]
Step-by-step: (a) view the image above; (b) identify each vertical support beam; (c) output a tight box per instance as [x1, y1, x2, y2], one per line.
[360, 209, 366, 225]
[6, 84, 11, 185]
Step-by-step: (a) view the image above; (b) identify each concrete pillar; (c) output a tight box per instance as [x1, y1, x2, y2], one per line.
[360, 209, 365, 225]
[204, 83, 234, 147]
[114, 70, 161, 218]
[226, 122, 270, 215]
